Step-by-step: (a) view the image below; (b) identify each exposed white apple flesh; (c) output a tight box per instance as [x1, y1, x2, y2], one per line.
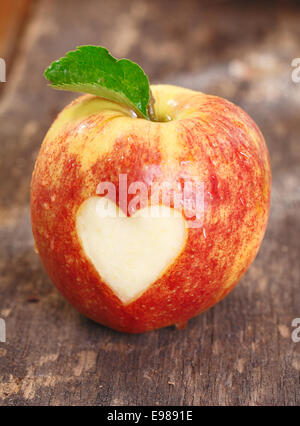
[76, 197, 187, 304]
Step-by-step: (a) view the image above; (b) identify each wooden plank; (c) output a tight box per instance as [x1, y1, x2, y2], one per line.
[0, 0, 32, 72]
[0, 0, 299, 406]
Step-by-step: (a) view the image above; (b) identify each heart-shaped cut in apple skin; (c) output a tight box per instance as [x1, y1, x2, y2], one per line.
[76, 197, 187, 304]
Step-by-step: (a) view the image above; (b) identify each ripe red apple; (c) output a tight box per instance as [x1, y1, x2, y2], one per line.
[31, 84, 271, 333]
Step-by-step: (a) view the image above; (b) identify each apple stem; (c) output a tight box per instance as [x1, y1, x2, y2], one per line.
[147, 88, 157, 122]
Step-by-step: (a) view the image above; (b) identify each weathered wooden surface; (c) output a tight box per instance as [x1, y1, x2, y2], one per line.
[0, 0, 299, 406]
[0, 0, 32, 76]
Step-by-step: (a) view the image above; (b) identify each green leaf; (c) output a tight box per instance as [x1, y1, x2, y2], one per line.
[44, 46, 151, 119]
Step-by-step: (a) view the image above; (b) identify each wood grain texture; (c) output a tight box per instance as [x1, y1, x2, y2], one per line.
[0, 0, 32, 70]
[0, 0, 299, 406]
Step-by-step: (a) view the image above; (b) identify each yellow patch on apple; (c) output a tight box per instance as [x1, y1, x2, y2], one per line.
[76, 197, 187, 304]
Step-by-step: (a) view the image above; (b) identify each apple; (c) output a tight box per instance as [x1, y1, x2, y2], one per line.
[31, 84, 271, 333]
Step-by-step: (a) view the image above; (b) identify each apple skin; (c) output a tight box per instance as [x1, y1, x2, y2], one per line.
[31, 85, 271, 333]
